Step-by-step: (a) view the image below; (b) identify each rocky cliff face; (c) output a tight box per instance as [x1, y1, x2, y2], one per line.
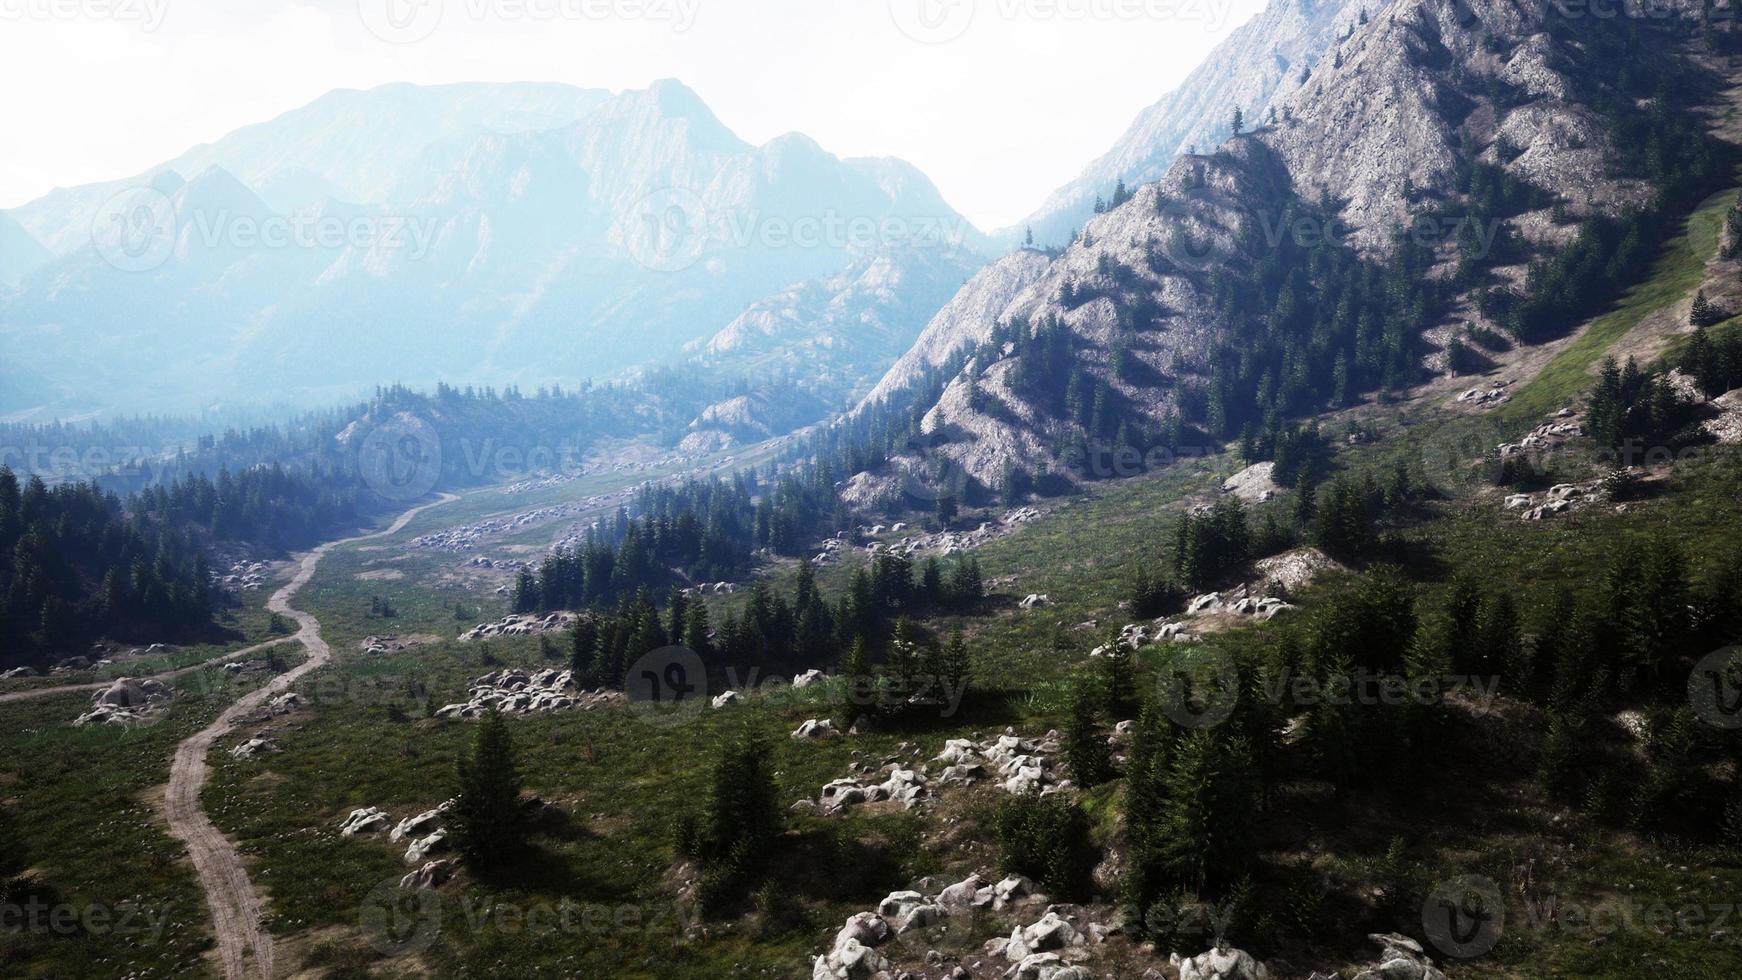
[856, 0, 1733, 496]
[856, 248, 1055, 411]
[1013, 0, 1386, 248]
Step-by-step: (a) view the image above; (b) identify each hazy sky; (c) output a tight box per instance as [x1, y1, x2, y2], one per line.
[0, 0, 1265, 230]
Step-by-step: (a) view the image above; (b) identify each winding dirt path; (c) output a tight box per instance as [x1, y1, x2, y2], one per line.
[160, 493, 457, 980]
[0, 637, 299, 706]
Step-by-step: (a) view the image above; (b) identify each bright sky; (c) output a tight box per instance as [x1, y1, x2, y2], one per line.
[0, 0, 1266, 231]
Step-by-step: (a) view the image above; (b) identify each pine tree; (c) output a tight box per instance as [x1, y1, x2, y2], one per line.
[684, 599, 714, 660]
[453, 710, 525, 870]
[1159, 729, 1257, 895]
[1065, 681, 1113, 788]
[512, 567, 541, 614]
[689, 732, 783, 910]
[1231, 106, 1244, 135]
[941, 631, 971, 695]
[1691, 289, 1723, 327]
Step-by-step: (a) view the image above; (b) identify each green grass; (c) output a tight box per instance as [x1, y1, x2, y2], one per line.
[1502, 188, 1735, 421]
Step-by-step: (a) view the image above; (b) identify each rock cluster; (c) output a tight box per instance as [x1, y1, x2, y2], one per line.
[1455, 379, 1511, 406]
[1508, 482, 1592, 521]
[460, 612, 576, 641]
[218, 559, 271, 592]
[679, 581, 739, 597]
[434, 668, 621, 719]
[1172, 945, 1270, 980]
[339, 807, 393, 837]
[360, 634, 433, 655]
[1093, 620, 1201, 656]
[410, 501, 596, 554]
[1706, 389, 1742, 445]
[1346, 933, 1448, 980]
[791, 718, 842, 740]
[75, 677, 173, 726]
[1497, 418, 1584, 458]
[1183, 585, 1295, 621]
[807, 730, 1069, 816]
[229, 737, 277, 760]
[1, 667, 35, 680]
[401, 859, 457, 890]
[1019, 594, 1052, 609]
[813, 873, 1076, 980]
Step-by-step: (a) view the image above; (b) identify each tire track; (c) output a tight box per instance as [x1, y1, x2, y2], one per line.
[160, 493, 457, 980]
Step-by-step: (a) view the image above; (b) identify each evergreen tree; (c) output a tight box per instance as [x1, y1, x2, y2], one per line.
[1065, 681, 1114, 787]
[685, 732, 783, 910]
[453, 710, 525, 870]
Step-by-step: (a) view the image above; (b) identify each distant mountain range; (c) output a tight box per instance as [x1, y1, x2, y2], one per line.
[0, 80, 986, 417]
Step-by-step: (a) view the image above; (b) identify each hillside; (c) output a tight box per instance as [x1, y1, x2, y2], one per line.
[1013, 0, 1386, 248]
[854, 0, 1736, 496]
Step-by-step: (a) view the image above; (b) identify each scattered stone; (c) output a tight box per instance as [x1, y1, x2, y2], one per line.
[460, 612, 577, 642]
[75, 677, 173, 726]
[1349, 934, 1446, 980]
[403, 829, 451, 866]
[1019, 594, 1053, 609]
[390, 801, 455, 843]
[1171, 946, 1270, 980]
[436, 669, 622, 718]
[340, 807, 392, 837]
[794, 669, 829, 689]
[711, 691, 743, 709]
[791, 718, 841, 740]
[229, 737, 277, 760]
[400, 859, 456, 890]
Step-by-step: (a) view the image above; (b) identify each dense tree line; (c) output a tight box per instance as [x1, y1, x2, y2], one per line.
[517, 466, 849, 613]
[0, 467, 212, 667]
[129, 465, 362, 552]
[566, 552, 983, 694]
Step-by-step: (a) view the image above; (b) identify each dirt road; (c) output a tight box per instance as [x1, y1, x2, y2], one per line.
[160, 493, 457, 980]
[0, 637, 299, 706]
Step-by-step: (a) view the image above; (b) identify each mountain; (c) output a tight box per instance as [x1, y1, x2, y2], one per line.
[689, 246, 983, 396]
[856, 247, 1054, 409]
[11, 82, 612, 256]
[1011, 0, 1387, 248]
[0, 81, 985, 416]
[850, 0, 1732, 496]
[0, 211, 50, 288]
